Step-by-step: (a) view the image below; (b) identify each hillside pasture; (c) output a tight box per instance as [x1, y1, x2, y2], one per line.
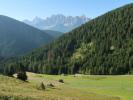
[0, 73, 132, 100]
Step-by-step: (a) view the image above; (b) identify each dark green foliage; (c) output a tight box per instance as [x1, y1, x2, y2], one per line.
[58, 79, 64, 83]
[1, 58, 17, 76]
[3, 4, 133, 75]
[44, 30, 63, 38]
[17, 63, 27, 81]
[17, 71, 27, 81]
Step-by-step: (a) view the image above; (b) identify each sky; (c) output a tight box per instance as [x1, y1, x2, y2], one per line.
[0, 0, 132, 21]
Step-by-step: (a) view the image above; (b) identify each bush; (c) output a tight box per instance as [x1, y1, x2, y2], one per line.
[17, 71, 27, 81]
[58, 79, 64, 83]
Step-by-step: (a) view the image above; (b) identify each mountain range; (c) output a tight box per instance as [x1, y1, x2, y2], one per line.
[23, 14, 90, 32]
[4, 3, 133, 75]
[0, 14, 89, 58]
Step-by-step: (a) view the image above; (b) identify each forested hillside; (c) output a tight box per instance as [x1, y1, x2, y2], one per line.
[0, 15, 53, 57]
[44, 30, 63, 38]
[3, 4, 133, 75]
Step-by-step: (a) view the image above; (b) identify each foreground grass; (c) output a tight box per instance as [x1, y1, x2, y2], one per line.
[0, 73, 132, 100]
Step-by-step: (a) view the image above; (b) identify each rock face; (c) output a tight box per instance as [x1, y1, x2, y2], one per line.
[23, 14, 90, 32]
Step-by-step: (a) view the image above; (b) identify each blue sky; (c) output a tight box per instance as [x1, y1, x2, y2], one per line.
[0, 0, 132, 21]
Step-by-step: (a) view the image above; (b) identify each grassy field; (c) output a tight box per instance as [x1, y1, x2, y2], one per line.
[0, 73, 132, 100]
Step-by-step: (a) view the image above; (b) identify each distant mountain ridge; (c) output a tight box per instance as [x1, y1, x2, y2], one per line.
[0, 15, 54, 57]
[23, 14, 90, 32]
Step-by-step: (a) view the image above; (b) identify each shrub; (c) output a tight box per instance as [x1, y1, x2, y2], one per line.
[17, 71, 27, 81]
[58, 79, 64, 83]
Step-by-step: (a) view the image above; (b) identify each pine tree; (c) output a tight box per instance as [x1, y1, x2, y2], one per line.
[17, 63, 27, 81]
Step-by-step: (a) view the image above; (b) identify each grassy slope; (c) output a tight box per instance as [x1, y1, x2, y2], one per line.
[0, 73, 132, 100]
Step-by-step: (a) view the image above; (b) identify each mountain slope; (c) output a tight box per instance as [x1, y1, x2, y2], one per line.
[4, 4, 133, 75]
[44, 30, 63, 38]
[0, 15, 53, 57]
[23, 15, 90, 32]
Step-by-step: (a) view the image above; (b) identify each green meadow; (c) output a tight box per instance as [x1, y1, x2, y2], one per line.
[0, 73, 132, 100]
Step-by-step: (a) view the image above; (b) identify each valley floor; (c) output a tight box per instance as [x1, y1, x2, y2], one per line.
[0, 72, 132, 100]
